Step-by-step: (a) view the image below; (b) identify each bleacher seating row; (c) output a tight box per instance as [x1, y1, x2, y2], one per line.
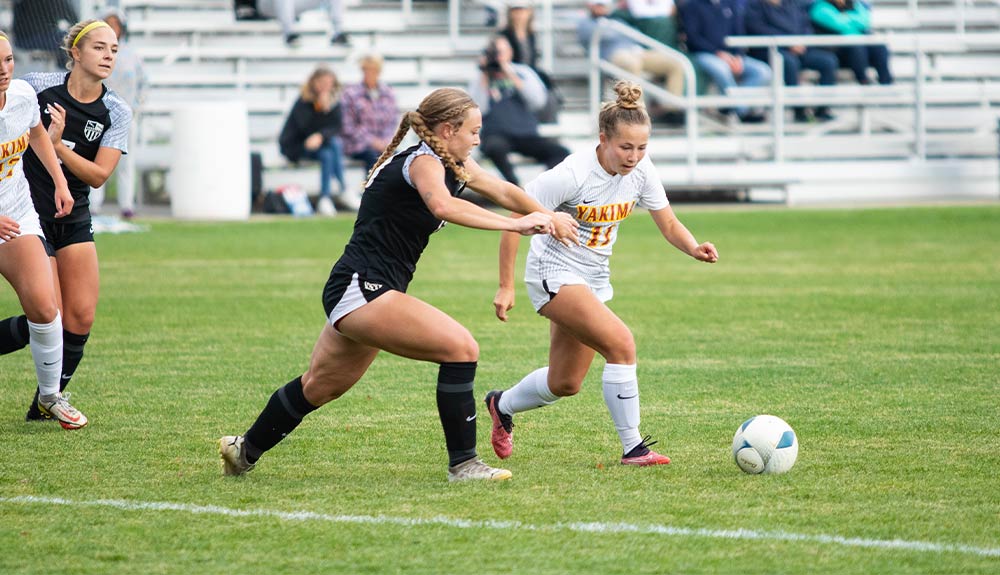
[3, 0, 996, 203]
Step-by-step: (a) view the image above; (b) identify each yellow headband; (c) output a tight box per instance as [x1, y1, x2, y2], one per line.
[0, 33, 8, 43]
[72, 21, 111, 48]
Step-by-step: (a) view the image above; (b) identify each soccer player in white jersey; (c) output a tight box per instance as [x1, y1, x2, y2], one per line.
[0, 31, 88, 429]
[487, 81, 719, 466]
[0, 19, 131, 424]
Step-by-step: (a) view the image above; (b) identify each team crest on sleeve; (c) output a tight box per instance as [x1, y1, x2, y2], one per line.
[84, 120, 105, 142]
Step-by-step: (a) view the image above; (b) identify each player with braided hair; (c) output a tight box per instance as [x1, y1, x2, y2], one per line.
[221, 87, 579, 482]
[486, 81, 719, 467]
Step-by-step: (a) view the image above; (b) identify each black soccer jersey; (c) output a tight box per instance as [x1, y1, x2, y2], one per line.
[21, 73, 131, 223]
[337, 142, 466, 292]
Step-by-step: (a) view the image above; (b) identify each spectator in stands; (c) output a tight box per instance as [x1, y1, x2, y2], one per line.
[11, 0, 78, 70]
[341, 53, 400, 177]
[468, 35, 569, 186]
[614, 0, 688, 124]
[254, 0, 349, 46]
[679, 0, 772, 122]
[279, 66, 360, 216]
[90, 10, 145, 218]
[745, 0, 838, 122]
[809, 0, 892, 85]
[499, 1, 539, 70]
[499, 0, 561, 124]
[577, 0, 642, 65]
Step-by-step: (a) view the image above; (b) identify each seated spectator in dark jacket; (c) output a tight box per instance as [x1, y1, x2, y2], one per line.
[810, 0, 892, 85]
[468, 36, 569, 186]
[680, 0, 772, 122]
[500, 0, 561, 123]
[745, 0, 838, 121]
[279, 66, 358, 215]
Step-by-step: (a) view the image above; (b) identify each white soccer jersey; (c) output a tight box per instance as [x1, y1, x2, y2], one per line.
[0, 79, 43, 239]
[524, 147, 668, 283]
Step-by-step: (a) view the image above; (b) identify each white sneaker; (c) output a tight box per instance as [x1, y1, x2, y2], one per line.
[335, 188, 362, 212]
[447, 458, 512, 482]
[316, 196, 337, 216]
[37, 393, 88, 430]
[219, 435, 256, 476]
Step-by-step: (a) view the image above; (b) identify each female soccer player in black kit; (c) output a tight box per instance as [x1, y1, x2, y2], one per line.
[0, 19, 131, 425]
[220, 87, 578, 482]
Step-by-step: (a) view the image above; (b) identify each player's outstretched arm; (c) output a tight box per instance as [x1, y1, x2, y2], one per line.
[411, 155, 554, 234]
[650, 205, 719, 263]
[463, 156, 578, 246]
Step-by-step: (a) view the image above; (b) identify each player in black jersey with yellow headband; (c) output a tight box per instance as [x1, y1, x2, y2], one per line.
[221, 87, 579, 482]
[0, 19, 131, 423]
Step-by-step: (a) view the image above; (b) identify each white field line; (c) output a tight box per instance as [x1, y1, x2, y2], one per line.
[2, 495, 998, 558]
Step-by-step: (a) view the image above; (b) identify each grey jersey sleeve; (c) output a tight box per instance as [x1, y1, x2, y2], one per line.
[22, 72, 64, 94]
[101, 90, 133, 153]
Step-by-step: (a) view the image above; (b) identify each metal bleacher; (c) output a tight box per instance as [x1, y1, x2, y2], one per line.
[13, 0, 998, 205]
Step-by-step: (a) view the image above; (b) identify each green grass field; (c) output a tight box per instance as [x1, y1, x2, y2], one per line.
[1, 205, 998, 574]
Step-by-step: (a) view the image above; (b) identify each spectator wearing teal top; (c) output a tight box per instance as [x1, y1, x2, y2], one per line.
[809, 0, 892, 85]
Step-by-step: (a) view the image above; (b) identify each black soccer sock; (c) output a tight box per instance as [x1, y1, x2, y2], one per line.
[0, 315, 30, 355]
[437, 361, 479, 467]
[243, 376, 318, 464]
[60, 330, 90, 392]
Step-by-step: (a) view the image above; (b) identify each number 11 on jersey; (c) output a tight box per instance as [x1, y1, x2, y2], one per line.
[586, 224, 615, 248]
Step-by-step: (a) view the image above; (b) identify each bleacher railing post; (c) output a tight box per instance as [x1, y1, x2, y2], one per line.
[915, 37, 927, 161]
[541, 0, 554, 74]
[448, 0, 459, 49]
[769, 44, 785, 163]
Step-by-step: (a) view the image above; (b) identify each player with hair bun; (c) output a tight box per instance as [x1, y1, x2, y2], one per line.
[221, 87, 579, 482]
[0, 30, 87, 429]
[0, 19, 131, 425]
[487, 80, 719, 467]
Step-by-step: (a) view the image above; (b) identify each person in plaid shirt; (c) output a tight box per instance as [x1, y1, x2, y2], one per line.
[341, 54, 399, 176]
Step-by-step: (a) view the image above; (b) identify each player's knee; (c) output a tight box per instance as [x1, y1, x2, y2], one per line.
[22, 296, 59, 324]
[64, 309, 95, 332]
[548, 376, 582, 397]
[442, 331, 479, 363]
[602, 330, 636, 365]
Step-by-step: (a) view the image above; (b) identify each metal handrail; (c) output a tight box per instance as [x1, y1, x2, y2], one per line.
[590, 17, 700, 174]
[726, 33, 1000, 162]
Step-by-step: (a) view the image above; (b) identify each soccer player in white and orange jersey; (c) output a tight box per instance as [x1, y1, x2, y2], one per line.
[0, 19, 130, 424]
[0, 31, 88, 429]
[488, 81, 719, 467]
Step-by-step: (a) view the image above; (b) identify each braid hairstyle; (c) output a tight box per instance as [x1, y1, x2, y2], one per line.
[598, 80, 650, 139]
[366, 87, 477, 183]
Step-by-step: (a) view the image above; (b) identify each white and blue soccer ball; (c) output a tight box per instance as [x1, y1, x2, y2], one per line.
[732, 415, 798, 474]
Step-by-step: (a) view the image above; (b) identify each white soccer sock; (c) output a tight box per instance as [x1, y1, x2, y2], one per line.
[602, 363, 642, 453]
[28, 313, 62, 397]
[498, 367, 558, 415]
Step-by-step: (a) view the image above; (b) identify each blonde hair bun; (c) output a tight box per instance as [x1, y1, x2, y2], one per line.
[614, 81, 644, 110]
